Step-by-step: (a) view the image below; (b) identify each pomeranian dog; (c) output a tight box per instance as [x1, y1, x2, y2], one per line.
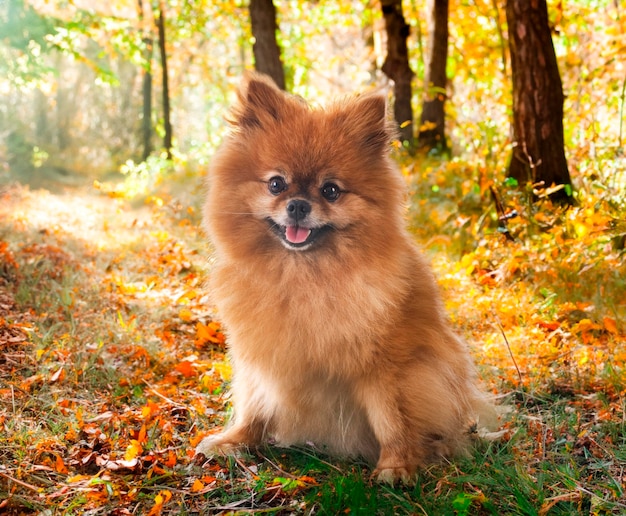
[196, 72, 494, 483]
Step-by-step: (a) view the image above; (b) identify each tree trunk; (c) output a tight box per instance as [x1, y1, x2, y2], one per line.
[249, 0, 286, 90]
[35, 88, 49, 143]
[141, 58, 153, 160]
[156, 0, 172, 160]
[55, 61, 72, 151]
[138, 0, 153, 161]
[418, 0, 448, 153]
[506, 0, 573, 203]
[380, 0, 414, 147]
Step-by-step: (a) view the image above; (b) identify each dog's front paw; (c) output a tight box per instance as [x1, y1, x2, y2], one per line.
[194, 432, 247, 463]
[373, 466, 416, 485]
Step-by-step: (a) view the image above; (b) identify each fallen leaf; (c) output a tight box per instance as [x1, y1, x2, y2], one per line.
[124, 440, 143, 462]
[175, 360, 196, 378]
[50, 367, 65, 383]
[603, 316, 618, 334]
[190, 479, 204, 492]
[96, 455, 139, 470]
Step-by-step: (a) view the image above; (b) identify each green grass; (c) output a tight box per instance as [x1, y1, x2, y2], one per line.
[1, 170, 625, 514]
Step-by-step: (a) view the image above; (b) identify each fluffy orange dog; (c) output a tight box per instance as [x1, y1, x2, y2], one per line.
[196, 72, 494, 483]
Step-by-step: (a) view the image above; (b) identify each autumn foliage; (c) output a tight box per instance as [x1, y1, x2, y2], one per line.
[1, 0, 626, 514]
[1, 149, 625, 512]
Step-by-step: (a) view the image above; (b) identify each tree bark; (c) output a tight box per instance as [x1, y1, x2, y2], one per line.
[418, 0, 449, 152]
[381, 0, 414, 147]
[141, 57, 153, 160]
[55, 61, 72, 151]
[138, 0, 153, 161]
[249, 0, 285, 90]
[506, 0, 573, 203]
[156, 0, 172, 159]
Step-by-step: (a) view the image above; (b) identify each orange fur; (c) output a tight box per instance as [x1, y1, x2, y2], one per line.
[196, 72, 495, 482]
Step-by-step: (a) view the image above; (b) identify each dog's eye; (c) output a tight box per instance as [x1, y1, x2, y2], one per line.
[268, 176, 287, 195]
[321, 182, 341, 202]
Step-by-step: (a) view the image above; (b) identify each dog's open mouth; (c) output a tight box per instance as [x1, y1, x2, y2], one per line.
[267, 220, 331, 249]
[285, 225, 312, 245]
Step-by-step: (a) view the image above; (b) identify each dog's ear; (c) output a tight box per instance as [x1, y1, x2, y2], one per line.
[231, 72, 285, 130]
[342, 94, 396, 153]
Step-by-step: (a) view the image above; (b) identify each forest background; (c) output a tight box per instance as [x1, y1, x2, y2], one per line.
[1, 0, 625, 514]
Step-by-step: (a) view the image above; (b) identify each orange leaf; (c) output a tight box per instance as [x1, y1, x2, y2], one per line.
[138, 424, 148, 444]
[165, 449, 177, 468]
[603, 316, 618, 335]
[175, 361, 196, 378]
[147, 490, 172, 516]
[189, 432, 209, 448]
[55, 454, 69, 474]
[537, 320, 560, 331]
[195, 321, 226, 348]
[298, 475, 318, 485]
[147, 500, 163, 516]
[64, 426, 78, 442]
[191, 479, 204, 492]
[141, 401, 160, 420]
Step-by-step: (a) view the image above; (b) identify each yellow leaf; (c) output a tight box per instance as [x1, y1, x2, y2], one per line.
[578, 349, 590, 366]
[67, 474, 91, 483]
[146, 195, 164, 207]
[124, 439, 143, 462]
[179, 308, 193, 321]
[177, 290, 198, 304]
[213, 361, 232, 381]
[150, 230, 170, 242]
[574, 222, 587, 238]
[200, 373, 216, 389]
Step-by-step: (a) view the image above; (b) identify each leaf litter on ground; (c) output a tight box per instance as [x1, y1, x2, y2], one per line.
[0, 166, 625, 514]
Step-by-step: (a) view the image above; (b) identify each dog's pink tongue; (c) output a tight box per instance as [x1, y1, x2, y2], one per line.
[285, 225, 311, 244]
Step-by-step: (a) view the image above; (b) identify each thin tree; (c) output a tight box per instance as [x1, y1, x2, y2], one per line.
[249, 0, 285, 90]
[380, 0, 414, 147]
[506, 0, 573, 203]
[418, 0, 449, 153]
[156, 0, 172, 159]
[138, 0, 153, 161]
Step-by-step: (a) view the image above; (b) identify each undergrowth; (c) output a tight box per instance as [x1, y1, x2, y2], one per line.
[0, 151, 625, 514]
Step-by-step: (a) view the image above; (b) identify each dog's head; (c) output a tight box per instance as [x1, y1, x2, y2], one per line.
[205, 72, 405, 258]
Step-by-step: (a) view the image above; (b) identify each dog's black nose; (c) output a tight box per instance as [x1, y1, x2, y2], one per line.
[286, 199, 311, 222]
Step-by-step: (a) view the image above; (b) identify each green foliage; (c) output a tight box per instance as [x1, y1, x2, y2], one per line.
[119, 154, 175, 198]
[0, 0, 59, 84]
